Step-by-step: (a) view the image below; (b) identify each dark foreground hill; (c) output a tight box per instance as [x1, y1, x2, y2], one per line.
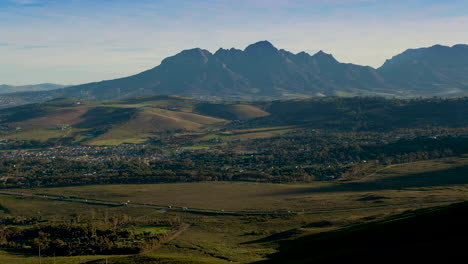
[2, 42, 468, 106]
[258, 202, 468, 264]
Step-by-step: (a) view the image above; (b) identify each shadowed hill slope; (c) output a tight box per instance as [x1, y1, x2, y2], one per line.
[246, 97, 468, 131]
[195, 103, 270, 120]
[258, 202, 468, 264]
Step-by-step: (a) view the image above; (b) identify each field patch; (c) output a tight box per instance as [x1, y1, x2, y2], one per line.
[10, 107, 87, 129]
[124, 225, 172, 235]
[86, 108, 226, 145]
[13, 157, 468, 212]
[195, 103, 270, 120]
[2, 128, 75, 141]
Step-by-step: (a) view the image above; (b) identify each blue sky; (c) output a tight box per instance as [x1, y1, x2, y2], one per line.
[1, 0, 468, 85]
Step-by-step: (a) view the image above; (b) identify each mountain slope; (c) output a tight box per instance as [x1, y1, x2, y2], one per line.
[51, 48, 252, 101]
[378, 44, 468, 96]
[2, 42, 468, 106]
[0, 41, 394, 105]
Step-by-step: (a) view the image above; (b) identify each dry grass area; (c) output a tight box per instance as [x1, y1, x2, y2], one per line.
[0, 193, 415, 263]
[10, 107, 87, 129]
[3, 156, 468, 263]
[16, 156, 468, 212]
[87, 108, 226, 145]
[18, 181, 468, 212]
[0, 251, 108, 264]
[221, 105, 270, 120]
[0, 96, 272, 146]
[2, 128, 77, 141]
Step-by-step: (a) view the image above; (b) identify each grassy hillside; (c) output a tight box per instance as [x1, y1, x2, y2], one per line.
[87, 108, 225, 145]
[2, 96, 468, 145]
[0, 96, 232, 145]
[195, 103, 270, 120]
[258, 201, 468, 263]
[249, 97, 468, 130]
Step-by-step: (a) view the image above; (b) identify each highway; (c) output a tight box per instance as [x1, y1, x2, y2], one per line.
[0, 190, 461, 216]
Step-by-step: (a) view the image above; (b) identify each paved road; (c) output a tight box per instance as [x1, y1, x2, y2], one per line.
[0, 190, 462, 216]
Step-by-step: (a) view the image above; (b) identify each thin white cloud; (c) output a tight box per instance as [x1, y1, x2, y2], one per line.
[10, 0, 40, 5]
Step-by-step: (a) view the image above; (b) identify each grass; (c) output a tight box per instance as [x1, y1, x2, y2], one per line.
[257, 202, 468, 263]
[15, 154, 468, 212]
[195, 134, 233, 142]
[87, 254, 231, 264]
[0, 193, 431, 263]
[0, 251, 229, 264]
[222, 126, 297, 140]
[0, 98, 284, 145]
[0, 250, 108, 264]
[85, 108, 226, 145]
[9, 106, 87, 129]
[3, 156, 468, 262]
[124, 225, 172, 234]
[195, 104, 269, 121]
[180, 145, 212, 150]
[0, 194, 167, 220]
[223, 105, 270, 120]
[13, 181, 337, 211]
[358, 155, 468, 183]
[2, 129, 73, 141]
[0, 97, 229, 146]
[87, 137, 149, 146]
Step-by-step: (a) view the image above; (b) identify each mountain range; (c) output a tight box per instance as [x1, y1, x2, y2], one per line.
[1, 41, 468, 107]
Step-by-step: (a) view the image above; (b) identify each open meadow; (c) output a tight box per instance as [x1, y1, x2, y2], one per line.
[14, 156, 468, 212]
[2, 156, 468, 263]
[0, 192, 414, 263]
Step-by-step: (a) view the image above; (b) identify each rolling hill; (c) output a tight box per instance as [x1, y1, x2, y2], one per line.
[2, 96, 468, 145]
[0, 96, 271, 145]
[248, 97, 468, 130]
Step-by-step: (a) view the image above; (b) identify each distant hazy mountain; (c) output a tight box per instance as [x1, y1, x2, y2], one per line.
[0, 83, 65, 94]
[2, 42, 468, 106]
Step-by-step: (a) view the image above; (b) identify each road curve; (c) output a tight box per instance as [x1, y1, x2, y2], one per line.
[0, 190, 462, 216]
